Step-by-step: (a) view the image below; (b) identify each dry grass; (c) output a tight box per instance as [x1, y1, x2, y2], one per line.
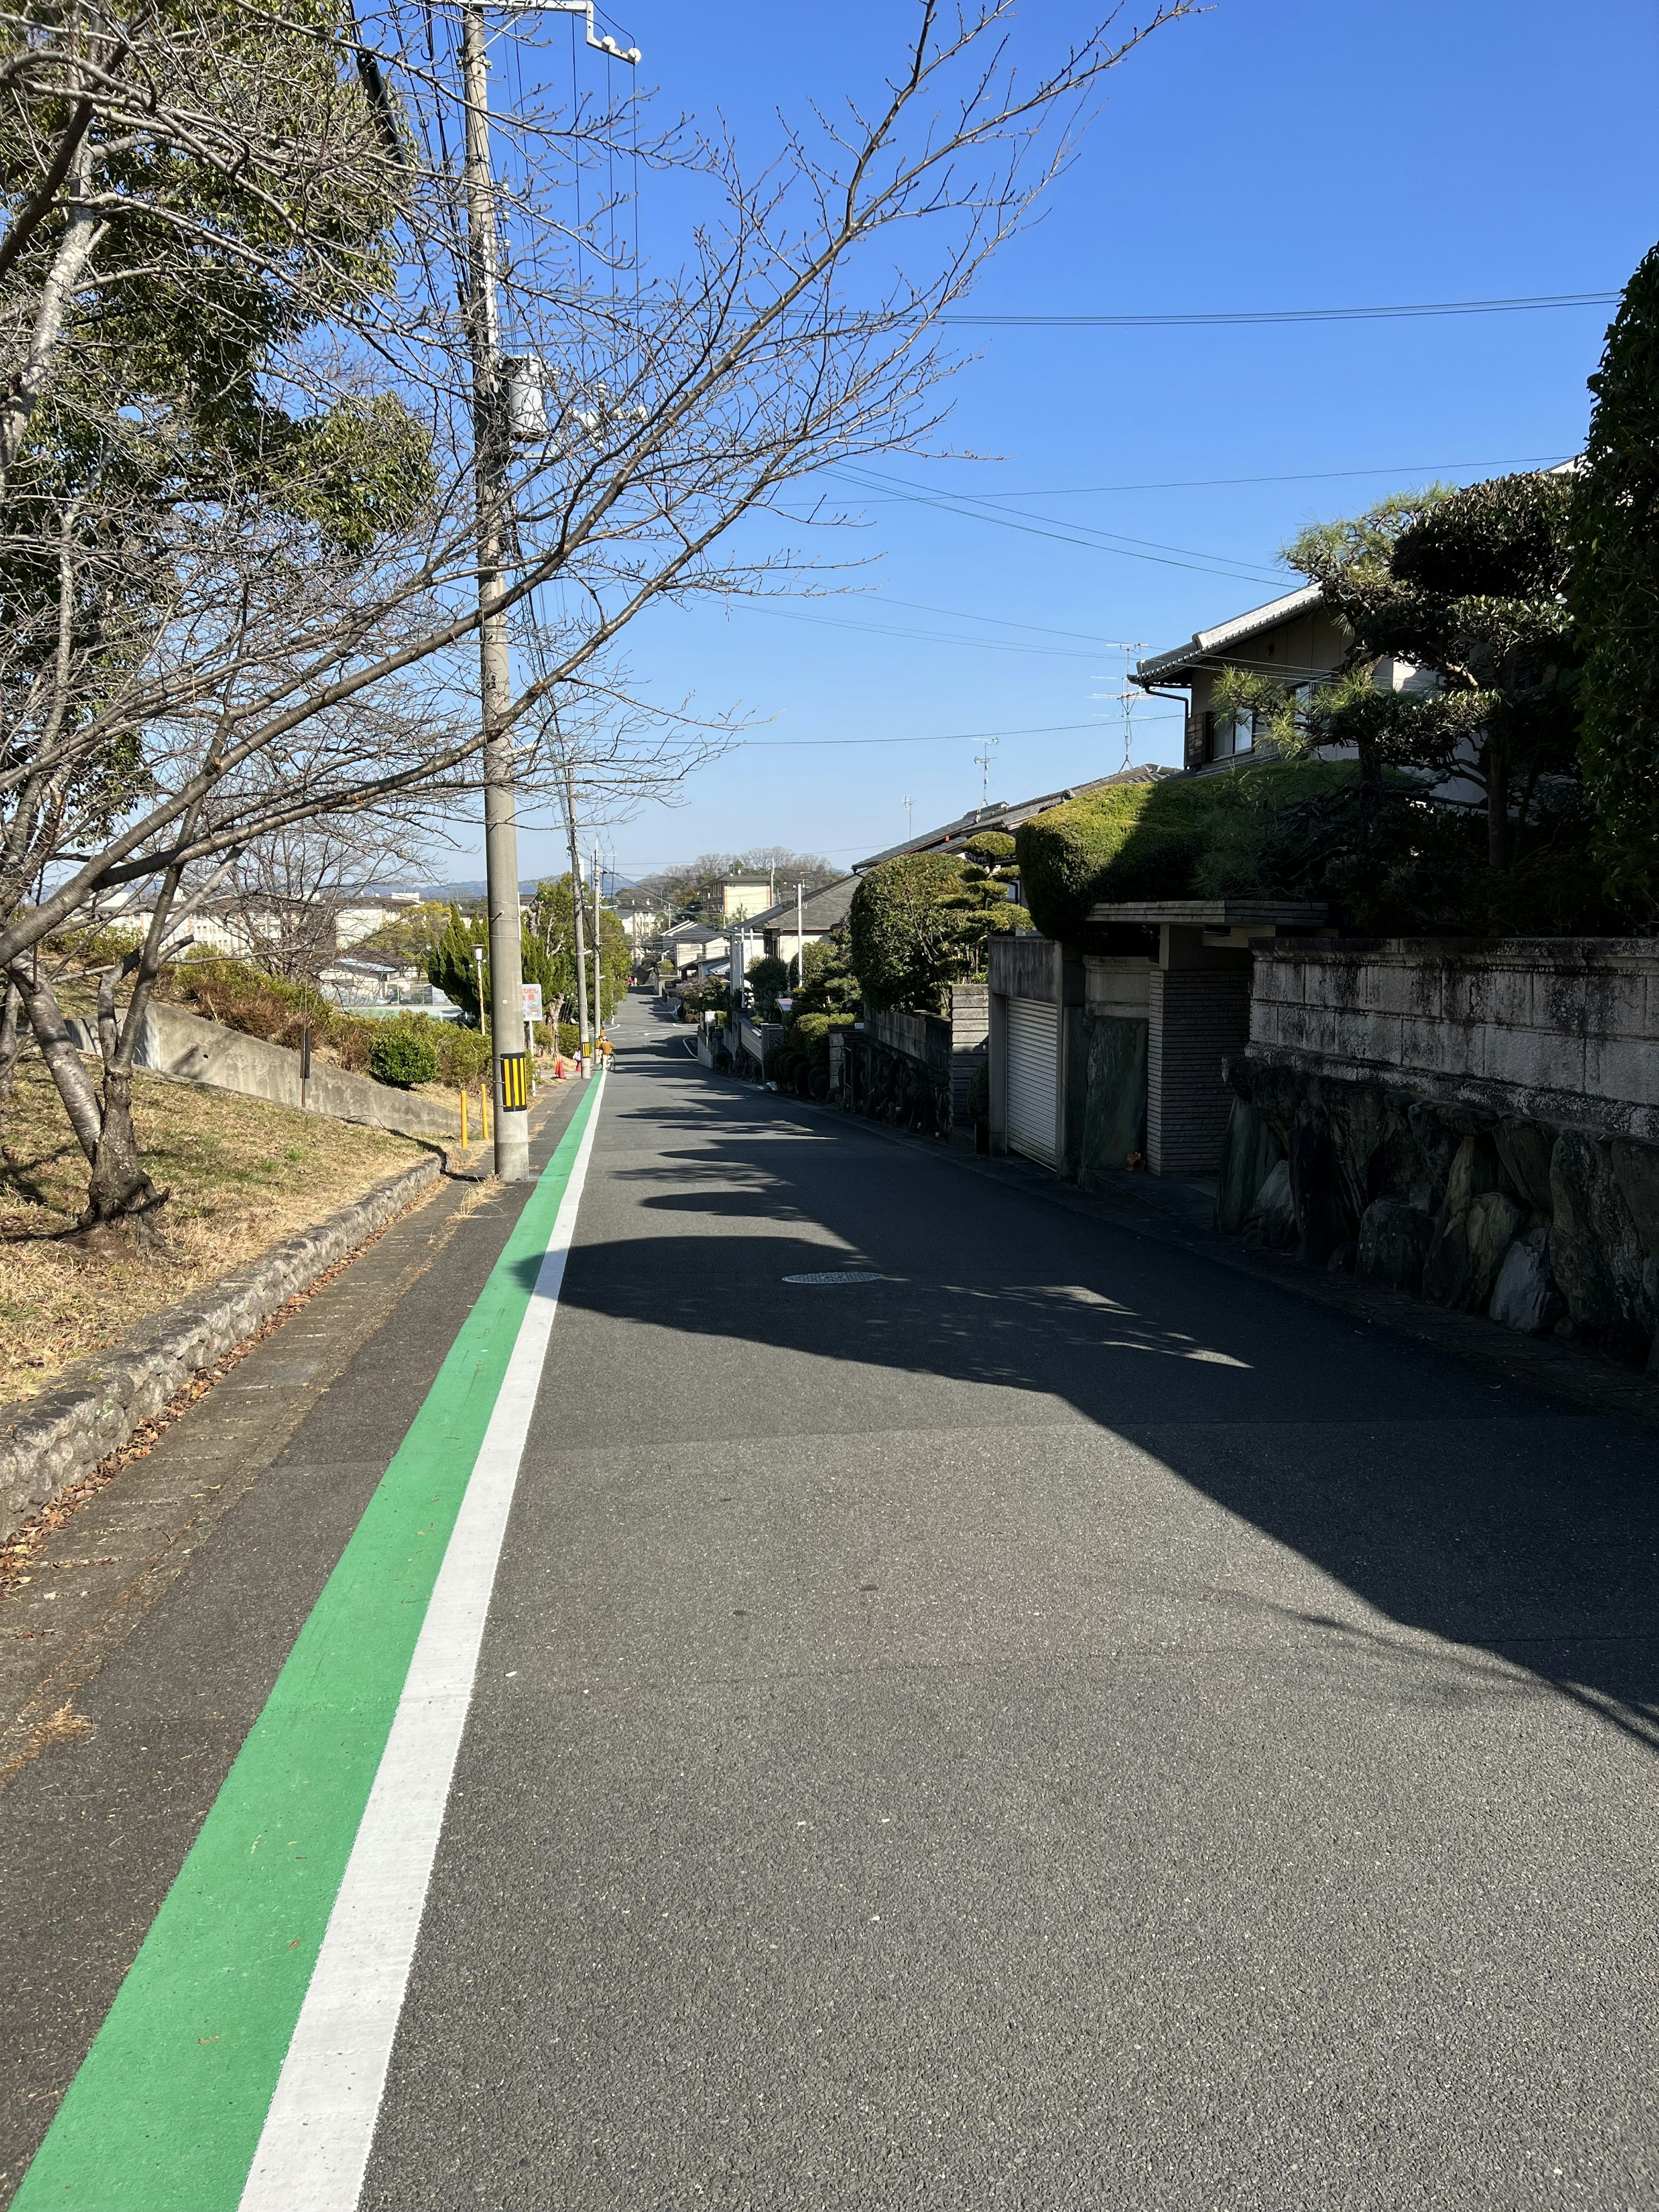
[0, 1056, 428, 1406]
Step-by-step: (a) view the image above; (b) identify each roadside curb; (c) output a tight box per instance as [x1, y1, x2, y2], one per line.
[0, 1154, 447, 1544]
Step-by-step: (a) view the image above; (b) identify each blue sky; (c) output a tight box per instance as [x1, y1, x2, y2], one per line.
[496, 0, 1659, 887]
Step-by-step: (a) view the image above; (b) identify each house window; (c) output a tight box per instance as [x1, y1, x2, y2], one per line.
[1206, 707, 1255, 760]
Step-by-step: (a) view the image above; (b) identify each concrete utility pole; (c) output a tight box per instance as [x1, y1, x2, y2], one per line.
[795, 881, 804, 988]
[563, 769, 590, 1066]
[460, 3, 528, 1178]
[591, 846, 602, 1055]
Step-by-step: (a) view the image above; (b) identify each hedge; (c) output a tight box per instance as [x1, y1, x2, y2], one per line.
[369, 1024, 440, 1089]
[848, 852, 974, 1012]
[1014, 777, 1226, 941]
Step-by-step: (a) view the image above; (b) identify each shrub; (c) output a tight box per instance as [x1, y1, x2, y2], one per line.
[1189, 757, 1625, 936]
[793, 930, 861, 1015]
[1015, 775, 1222, 941]
[370, 1022, 440, 1088]
[1573, 239, 1659, 908]
[849, 852, 973, 1012]
[746, 954, 790, 1017]
[162, 955, 326, 1048]
[435, 1023, 491, 1086]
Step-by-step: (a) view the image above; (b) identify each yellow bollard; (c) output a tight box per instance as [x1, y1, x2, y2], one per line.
[460, 1088, 467, 1146]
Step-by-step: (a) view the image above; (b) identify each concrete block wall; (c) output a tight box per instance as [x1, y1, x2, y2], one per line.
[1147, 967, 1252, 1176]
[68, 1003, 459, 1139]
[1251, 940, 1659, 1142]
[949, 983, 989, 1125]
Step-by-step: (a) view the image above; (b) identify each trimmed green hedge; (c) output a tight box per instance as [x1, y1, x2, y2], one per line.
[370, 1025, 440, 1089]
[1014, 777, 1225, 941]
[849, 852, 972, 1011]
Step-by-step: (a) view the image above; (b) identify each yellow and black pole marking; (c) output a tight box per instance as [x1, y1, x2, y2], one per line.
[499, 1052, 530, 1113]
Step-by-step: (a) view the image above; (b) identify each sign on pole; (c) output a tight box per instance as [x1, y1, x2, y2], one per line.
[521, 982, 544, 1020]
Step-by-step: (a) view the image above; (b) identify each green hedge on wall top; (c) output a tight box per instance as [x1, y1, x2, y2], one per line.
[1014, 777, 1225, 941]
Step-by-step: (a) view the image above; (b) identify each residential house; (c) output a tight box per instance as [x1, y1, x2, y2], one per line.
[750, 875, 859, 974]
[854, 764, 1173, 874]
[664, 920, 730, 980]
[1130, 585, 1348, 770]
[968, 631, 1353, 1184]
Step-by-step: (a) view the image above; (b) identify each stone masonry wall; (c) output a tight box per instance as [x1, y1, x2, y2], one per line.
[1221, 938, 1659, 1369]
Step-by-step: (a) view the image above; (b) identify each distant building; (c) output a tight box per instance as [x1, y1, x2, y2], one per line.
[720, 875, 775, 922]
[747, 875, 858, 972]
[104, 886, 421, 964]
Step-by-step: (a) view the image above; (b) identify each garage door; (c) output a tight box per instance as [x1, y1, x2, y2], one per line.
[1006, 997, 1059, 1167]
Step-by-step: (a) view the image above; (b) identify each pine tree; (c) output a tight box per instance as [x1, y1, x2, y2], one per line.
[1573, 241, 1659, 907]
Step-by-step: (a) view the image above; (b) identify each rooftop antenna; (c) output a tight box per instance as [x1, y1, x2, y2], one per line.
[1118, 643, 1147, 767]
[972, 734, 999, 809]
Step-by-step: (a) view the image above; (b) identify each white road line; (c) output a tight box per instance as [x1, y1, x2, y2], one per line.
[238, 1077, 606, 2212]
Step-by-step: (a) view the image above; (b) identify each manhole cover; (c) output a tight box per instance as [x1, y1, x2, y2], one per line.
[782, 1271, 887, 1285]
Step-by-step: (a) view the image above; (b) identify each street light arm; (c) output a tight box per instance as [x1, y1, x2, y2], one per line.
[520, 1, 641, 64]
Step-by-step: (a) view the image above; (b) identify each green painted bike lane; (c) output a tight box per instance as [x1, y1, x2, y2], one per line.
[15, 1075, 604, 2210]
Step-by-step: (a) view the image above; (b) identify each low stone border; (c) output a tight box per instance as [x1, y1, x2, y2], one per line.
[0, 1154, 444, 1542]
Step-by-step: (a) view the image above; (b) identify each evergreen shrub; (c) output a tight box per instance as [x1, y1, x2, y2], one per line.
[370, 1021, 440, 1088]
[1015, 777, 1223, 940]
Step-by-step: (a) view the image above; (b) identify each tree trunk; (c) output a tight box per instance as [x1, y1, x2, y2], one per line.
[10, 963, 102, 1163]
[1486, 731, 1509, 871]
[0, 976, 22, 1106]
[83, 1058, 160, 1232]
[1357, 732, 1382, 836]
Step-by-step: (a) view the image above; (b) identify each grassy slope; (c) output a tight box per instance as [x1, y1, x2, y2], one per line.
[0, 1059, 428, 1408]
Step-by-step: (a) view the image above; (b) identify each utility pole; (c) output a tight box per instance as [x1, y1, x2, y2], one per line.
[795, 880, 804, 989]
[460, 4, 528, 1178]
[563, 766, 590, 1067]
[591, 845, 602, 1057]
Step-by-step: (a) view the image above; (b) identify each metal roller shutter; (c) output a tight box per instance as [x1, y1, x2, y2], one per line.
[1006, 997, 1059, 1167]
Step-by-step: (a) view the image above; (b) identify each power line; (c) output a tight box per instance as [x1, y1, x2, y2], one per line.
[735, 715, 1179, 748]
[864, 596, 1148, 645]
[937, 291, 1619, 328]
[830, 467, 1292, 586]
[742, 604, 1136, 662]
[848, 455, 1575, 502]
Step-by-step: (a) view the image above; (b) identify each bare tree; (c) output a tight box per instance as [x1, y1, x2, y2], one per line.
[215, 798, 432, 980]
[2, 0, 1196, 1225]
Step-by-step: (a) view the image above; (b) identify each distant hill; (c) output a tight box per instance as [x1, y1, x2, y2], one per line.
[420, 868, 634, 903]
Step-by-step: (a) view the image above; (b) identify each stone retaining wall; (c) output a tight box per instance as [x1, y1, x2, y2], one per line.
[1220, 1054, 1659, 1369]
[0, 1155, 442, 1543]
[1222, 938, 1659, 1367]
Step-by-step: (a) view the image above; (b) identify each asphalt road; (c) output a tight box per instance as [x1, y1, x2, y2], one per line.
[9, 997, 1659, 2207]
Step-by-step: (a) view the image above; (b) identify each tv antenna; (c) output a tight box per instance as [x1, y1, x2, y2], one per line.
[972, 735, 999, 808]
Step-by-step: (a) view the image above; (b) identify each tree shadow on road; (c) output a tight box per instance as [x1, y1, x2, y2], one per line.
[546, 1035, 1659, 1754]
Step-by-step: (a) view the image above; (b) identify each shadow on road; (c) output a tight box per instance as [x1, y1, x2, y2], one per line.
[550, 1022, 1659, 1754]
